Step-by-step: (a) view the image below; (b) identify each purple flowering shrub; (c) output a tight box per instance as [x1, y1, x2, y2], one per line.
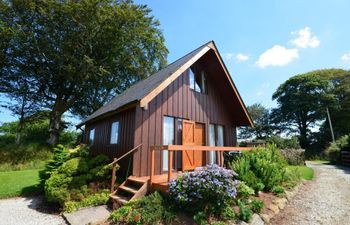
[169, 164, 239, 215]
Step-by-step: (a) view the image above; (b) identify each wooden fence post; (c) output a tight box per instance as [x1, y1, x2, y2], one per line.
[168, 150, 173, 182]
[110, 158, 117, 193]
[150, 146, 155, 185]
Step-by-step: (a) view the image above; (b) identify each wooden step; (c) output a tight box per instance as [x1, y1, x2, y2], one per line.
[119, 185, 138, 194]
[127, 177, 148, 184]
[110, 194, 130, 204]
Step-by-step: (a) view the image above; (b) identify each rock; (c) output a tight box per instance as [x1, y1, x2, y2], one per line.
[63, 205, 111, 225]
[267, 203, 280, 214]
[273, 198, 288, 209]
[260, 213, 270, 224]
[226, 220, 237, 225]
[237, 220, 249, 225]
[250, 214, 264, 225]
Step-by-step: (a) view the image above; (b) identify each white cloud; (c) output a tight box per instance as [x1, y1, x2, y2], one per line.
[256, 45, 299, 68]
[225, 53, 234, 60]
[236, 53, 249, 62]
[291, 27, 320, 48]
[341, 53, 350, 63]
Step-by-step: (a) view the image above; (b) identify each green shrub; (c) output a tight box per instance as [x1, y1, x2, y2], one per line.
[57, 157, 89, 176]
[211, 221, 228, 225]
[238, 201, 253, 222]
[236, 182, 254, 199]
[193, 211, 207, 225]
[325, 135, 350, 162]
[110, 192, 176, 225]
[64, 189, 110, 213]
[283, 167, 302, 188]
[43, 145, 112, 206]
[250, 199, 264, 213]
[230, 144, 287, 192]
[40, 145, 69, 183]
[272, 185, 285, 196]
[220, 205, 236, 220]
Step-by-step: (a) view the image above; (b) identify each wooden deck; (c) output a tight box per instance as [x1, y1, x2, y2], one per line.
[129, 172, 182, 192]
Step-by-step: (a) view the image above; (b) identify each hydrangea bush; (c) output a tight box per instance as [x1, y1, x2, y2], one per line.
[169, 164, 239, 215]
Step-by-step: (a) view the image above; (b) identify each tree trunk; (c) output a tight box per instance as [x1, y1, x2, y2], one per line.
[15, 120, 24, 145]
[47, 106, 64, 146]
[299, 124, 309, 149]
[15, 94, 27, 145]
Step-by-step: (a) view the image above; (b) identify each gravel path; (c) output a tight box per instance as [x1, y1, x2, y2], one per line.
[271, 162, 350, 225]
[0, 195, 66, 225]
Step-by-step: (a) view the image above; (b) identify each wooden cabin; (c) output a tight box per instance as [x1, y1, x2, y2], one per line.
[77, 41, 253, 205]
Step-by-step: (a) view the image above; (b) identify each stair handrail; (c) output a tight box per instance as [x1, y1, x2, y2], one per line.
[110, 143, 142, 193]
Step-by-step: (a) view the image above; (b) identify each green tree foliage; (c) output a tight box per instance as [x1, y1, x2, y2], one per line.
[0, 0, 168, 145]
[271, 69, 350, 149]
[239, 103, 273, 139]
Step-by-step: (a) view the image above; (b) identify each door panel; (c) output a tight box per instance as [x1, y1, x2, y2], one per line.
[194, 123, 205, 167]
[182, 120, 195, 171]
[182, 120, 205, 171]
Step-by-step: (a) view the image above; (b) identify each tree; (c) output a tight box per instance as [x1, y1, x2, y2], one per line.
[239, 103, 273, 139]
[0, 0, 168, 145]
[271, 69, 345, 149]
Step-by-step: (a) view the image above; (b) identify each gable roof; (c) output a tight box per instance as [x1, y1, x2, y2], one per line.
[78, 41, 253, 127]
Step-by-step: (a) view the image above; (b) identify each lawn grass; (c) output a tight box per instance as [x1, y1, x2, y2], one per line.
[0, 169, 41, 198]
[287, 165, 314, 180]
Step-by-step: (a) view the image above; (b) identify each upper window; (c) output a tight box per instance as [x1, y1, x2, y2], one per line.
[110, 121, 119, 144]
[89, 128, 95, 145]
[189, 67, 206, 94]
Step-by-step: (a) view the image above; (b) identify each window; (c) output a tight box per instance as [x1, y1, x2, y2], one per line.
[163, 116, 175, 171]
[189, 67, 206, 94]
[208, 124, 225, 164]
[89, 128, 95, 145]
[110, 121, 119, 144]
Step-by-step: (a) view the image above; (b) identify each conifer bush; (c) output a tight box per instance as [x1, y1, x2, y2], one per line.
[230, 144, 287, 192]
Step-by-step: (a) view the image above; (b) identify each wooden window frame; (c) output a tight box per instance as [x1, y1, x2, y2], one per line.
[89, 128, 95, 146]
[188, 67, 207, 94]
[109, 121, 120, 145]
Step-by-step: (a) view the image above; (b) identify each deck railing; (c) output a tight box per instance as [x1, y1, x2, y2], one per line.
[150, 145, 251, 184]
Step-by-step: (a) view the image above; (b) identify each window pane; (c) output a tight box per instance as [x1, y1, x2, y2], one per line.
[217, 125, 224, 146]
[110, 121, 119, 144]
[209, 124, 217, 164]
[189, 68, 195, 90]
[89, 128, 95, 145]
[201, 71, 206, 93]
[194, 71, 202, 93]
[163, 116, 174, 171]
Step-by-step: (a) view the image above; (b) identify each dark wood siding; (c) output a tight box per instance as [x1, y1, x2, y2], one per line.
[133, 60, 238, 177]
[84, 108, 136, 176]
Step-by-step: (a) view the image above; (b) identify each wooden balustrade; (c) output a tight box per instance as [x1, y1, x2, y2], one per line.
[149, 145, 251, 184]
[110, 144, 142, 193]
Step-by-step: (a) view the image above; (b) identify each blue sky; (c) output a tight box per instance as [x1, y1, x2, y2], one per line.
[1, 0, 350, 123]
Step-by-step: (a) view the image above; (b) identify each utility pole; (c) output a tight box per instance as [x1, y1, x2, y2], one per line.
[326, 107, 335, 142]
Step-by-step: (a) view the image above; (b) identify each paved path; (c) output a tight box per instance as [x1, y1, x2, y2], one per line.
[0, 196, 66, 225]
[271, 162, 350, 225]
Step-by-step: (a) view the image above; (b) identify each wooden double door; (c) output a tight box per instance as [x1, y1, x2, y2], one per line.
[182, 120, 206, 171]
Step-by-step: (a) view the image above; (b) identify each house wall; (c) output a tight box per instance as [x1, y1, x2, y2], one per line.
[133, 60, 238, 177]
[83, 108, 136, 176]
